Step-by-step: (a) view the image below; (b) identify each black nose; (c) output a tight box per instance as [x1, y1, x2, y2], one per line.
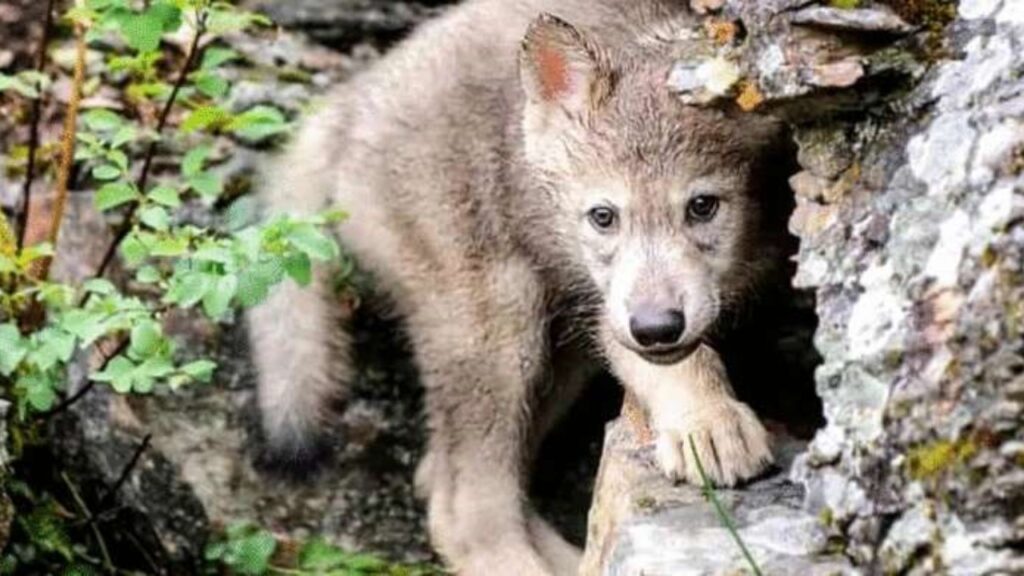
[629, 309, 686, 348]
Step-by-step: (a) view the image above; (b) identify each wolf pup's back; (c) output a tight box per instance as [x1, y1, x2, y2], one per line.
[249, 0, 789, 574]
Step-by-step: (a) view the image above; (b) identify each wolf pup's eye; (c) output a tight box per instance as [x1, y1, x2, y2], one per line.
[588, 206, 618, 232]
[686, 195, 719, 223]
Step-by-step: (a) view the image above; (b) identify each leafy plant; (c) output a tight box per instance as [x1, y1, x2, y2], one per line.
[205, 524, 446, 576]
[0, 0, 344, 572]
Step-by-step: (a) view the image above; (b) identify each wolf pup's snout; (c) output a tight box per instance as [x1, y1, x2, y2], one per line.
[628, 306, 686, 348]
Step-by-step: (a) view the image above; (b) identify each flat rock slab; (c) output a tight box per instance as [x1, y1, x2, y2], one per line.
[581, 420, 852, 576]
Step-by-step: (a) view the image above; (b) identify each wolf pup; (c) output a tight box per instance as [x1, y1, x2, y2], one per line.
[249, 0, 791, 573]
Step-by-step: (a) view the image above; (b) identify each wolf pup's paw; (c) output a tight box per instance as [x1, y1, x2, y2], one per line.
[654, 398, 773, 487]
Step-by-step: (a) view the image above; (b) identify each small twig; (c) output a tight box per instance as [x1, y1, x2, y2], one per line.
[92, 12, 208, 282]
[17, 0, 57, 251]
[31, 20, 87, 281]
[39, 337, 129, 420]
[98, 433, 152, 510]
[61, 471, 116, 574]
[688, 435, 763, 576]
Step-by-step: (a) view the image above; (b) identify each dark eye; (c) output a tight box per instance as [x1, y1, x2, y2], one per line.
[588, 206, 618, 232]
[686, 195, 719, 223]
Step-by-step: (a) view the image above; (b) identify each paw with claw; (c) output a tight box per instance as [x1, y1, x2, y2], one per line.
[654, 398, 773, 487]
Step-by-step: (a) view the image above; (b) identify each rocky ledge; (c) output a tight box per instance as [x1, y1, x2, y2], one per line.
[581, 418, 851, 576]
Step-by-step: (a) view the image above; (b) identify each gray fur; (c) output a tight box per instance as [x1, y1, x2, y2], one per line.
[248, 1, 788, 573]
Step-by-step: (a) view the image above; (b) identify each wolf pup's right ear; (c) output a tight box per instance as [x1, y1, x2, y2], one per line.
[519, 13, 614, 118]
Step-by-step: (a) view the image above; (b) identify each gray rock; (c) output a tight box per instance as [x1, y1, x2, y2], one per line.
[581, 421, 852, 576]
[244, 0, 455, 50]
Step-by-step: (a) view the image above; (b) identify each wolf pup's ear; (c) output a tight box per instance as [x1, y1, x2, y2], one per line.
[519, 13, 614, 117]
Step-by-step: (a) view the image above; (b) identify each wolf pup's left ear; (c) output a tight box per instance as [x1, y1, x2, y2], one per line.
[519, 13, 614, 117]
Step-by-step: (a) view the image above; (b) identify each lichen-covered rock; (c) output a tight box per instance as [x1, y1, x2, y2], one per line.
[787, 0, 1024, 573]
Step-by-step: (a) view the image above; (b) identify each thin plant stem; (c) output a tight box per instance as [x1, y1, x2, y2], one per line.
[92, 11, 208, 282]
[688, 435, 764, 576]
[98, 433, 152, 509]
[61, 471, 116, 574]
[31, 21, 87, 281]
[17, 0, 57, 251]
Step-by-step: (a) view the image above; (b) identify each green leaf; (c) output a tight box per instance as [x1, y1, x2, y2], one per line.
[202, 274, 237, 318]
[205, 8, 271, 36]
[192, 244, 233, 264]
[27, 330, 77, 371]
[180, 359, 216, 383]
[95, 182, 139, 211]
[227, 105, 289, 142]
[92, 164, 122, 181]
[107, 149, 129, 170]
[148, 185, 181, 208]
[129, 322, 162, 358]
[201, 47, 239, 70]
[120, 232, 150, 267]
[182, 145, 211, 178]
[0, 73, 41, 98]
[193, 72, 228, 98]
[286, 223, 339, 261]
[150, 235, 189, 257]
[140, 205, 171, 231]
[59, 309, 108, 346]
[92, 356, 135, 394]
[342, 553, 389, 572]
[23, 374, 57, 412]
[282, 252, 312, 286]
[82, 108, 123, 132]
[181, 106, 231, 133]
[136, 265, 162, 284]
[117, 3, 182, 52]
[168, 272, 210, 308]
[82, 278, 117, 295]
[135, 355, 174, 381]
[188, 172, 223, 199]
[111, 126, 137, 149]
[298, 539, 350, 571]
[0, 324, 27, 377]
[226, 528, 276, 576]
[235, 262, 282, 308]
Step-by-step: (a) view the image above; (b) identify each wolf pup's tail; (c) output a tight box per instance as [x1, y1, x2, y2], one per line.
[247, 115, 353, 475]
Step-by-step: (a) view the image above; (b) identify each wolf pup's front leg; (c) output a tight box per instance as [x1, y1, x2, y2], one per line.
[602, 334, 773, 487]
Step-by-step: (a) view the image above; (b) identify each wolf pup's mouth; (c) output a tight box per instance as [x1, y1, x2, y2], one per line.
[637, 343, 696, 366]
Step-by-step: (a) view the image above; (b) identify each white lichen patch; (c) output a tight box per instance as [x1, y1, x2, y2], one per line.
[696, 55, 740, 96]
[847, 263, 907, 360]
[932, 36, 1013, 110]
[925, 210, 971, 288]
[959, 0, 1002, 21]
[997, 1, 1024, 26]
[975, 183, 1018, 234]
[908, 113, 975, 196]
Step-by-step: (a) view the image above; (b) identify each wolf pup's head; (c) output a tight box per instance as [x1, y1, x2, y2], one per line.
[519, 14, 791, 365]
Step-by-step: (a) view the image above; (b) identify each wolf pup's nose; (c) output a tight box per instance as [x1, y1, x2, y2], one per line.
[629, 308, 686, 347]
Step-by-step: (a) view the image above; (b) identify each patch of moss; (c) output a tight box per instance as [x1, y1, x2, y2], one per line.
[830, 0, 861, 9]
[634, 495, 658, 511]
[818, 506, 834, 528]
[881, 0, 957, 27]
[1007, 144, 1024, 175]
[906, 437, 978, 480]
[880, 0, 957, 57]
